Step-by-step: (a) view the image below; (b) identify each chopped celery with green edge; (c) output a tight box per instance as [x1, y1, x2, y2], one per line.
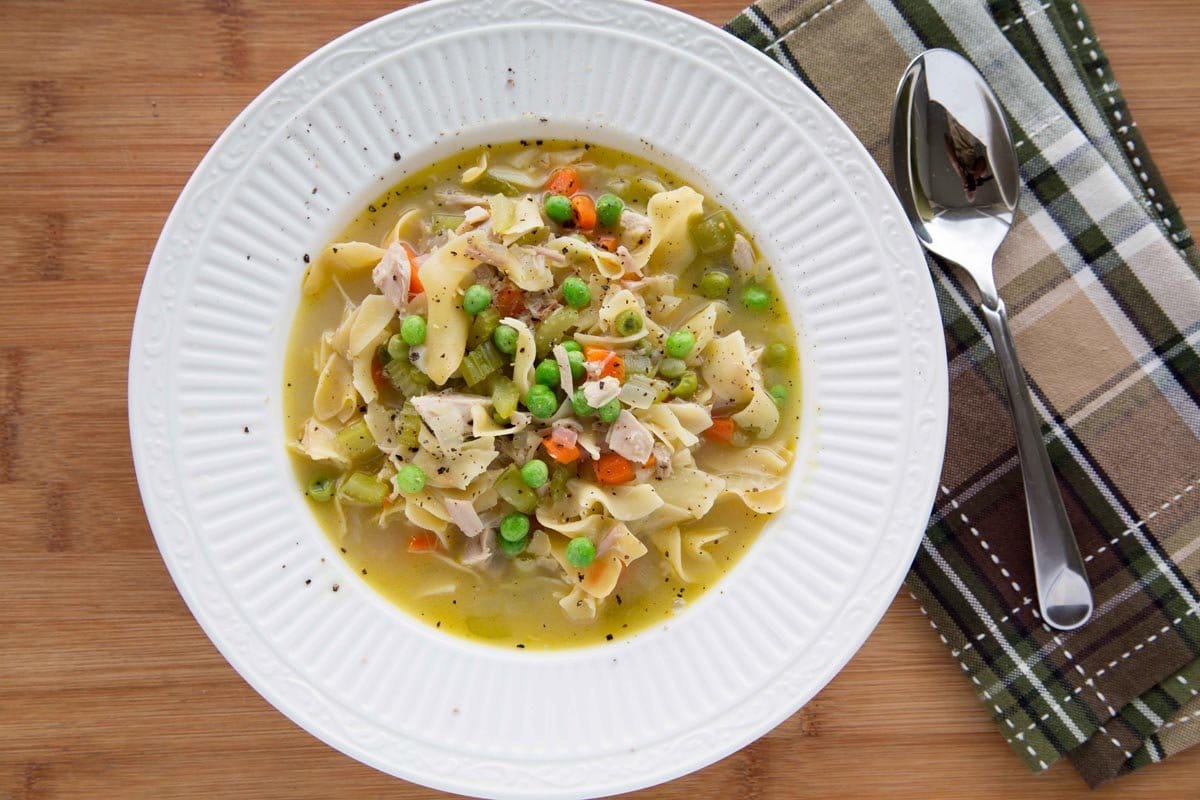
[534, 307, 581, 358]
[431, 213, 465, 234]
[567, 350, 585, 381]
[335, 418, 377, 462]
[396, 401, 421, 449]
[307, 476, 334, 502]
[386, 334, 408, 361]
[384, 356, 431, 397]
[490, 375, 519, 421]
[468, 306, 502, 349]
[690, 209, 736, 255]
[623, 352, 652, 376]
[461, 340, 504, 387]
[495, 465, 538, 514]
[473, 171, 520, 196]
[548, 465, 573, 503]
[658, 357, 686, 379]
[338, 472, 389, 506]
[670, 371, 698, 398]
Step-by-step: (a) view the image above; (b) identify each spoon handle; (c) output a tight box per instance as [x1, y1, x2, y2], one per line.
[979, 299, 1093, 631]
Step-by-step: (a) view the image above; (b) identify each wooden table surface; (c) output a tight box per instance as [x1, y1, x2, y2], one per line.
[2, 1, 1197, 798]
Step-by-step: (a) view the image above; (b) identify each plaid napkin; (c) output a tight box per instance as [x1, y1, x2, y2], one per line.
[724, 0, 1200, 786]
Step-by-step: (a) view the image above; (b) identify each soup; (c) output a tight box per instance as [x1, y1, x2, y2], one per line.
[283, 141, 800, 648]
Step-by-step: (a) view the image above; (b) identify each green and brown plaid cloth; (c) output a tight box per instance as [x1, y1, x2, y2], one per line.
[724, 0, 1200, 787]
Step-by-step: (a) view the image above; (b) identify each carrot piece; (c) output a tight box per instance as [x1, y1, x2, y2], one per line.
[402, 243, 424, 297]
[542, 436, 581, 464]
[594, 452, 635, 485]
[546, 168, 579, 195]
[599, 354, 624, 382]
[584, 346, 611, 362]
[571, 194, 597, 231]
[642, 453, 657, 468]
[704, 417, 736, 443]
[496, 284, 525, 317]
[371, 351, 387, 389]
[407, 532, 439, 553]
[596, 235, 618, 252]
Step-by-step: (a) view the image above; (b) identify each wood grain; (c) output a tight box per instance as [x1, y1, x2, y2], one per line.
[1, 2, 1196, 798]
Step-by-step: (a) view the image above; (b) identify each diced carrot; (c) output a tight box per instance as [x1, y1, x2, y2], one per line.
[596, 235, 617, 252]
[620, 272, 639, 282]
[584, 346, 612, 362]
[704, 417, 736, 443]
[594, 452, 636, 485]
[402, 243, 424, 297]
[599, 354, 624, 382]
[407, 532, 439, 553]
[371, 351, 387, 389]
[546, 168, 579, 196]
[571, 194, 597, 231]
[496, 284, 525, 317]
[642, 453, 657, 468]
[542, 435, 581, 464]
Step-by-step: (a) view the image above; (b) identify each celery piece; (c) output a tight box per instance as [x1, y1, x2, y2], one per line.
[468, 306, 502, 349]
[490, 375, 519, 421]
[622, 352, 652, 376]
[384, 355, 431, 398]
[534, 307, 581, 358]
[461, 341, 504, 387]
[473, 172, 520, 197]
[495, 464, 538, 514]
[431, 213, 465, 234]
[548, 465, 573, 504]
[690, 210, 736, 255]
[396, 400, 421, 449]
[335, 418, 377, 463]
[338, 472, 389, 505]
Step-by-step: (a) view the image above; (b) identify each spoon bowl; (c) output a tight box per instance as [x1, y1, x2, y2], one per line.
[891, 48, 1094, 631]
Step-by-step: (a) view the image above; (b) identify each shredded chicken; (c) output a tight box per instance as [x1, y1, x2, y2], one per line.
[552, 344, 574, 396]
[731, 233, 755, 277]
[435, 190, 489, 207]
[582, 378, 621, 408]
[444, 498, 485, 538]
[371, 242, 410, 311]
[460, 528, 497, 566]
[605, 410, 655, 465]
[412, 393, 488, 449]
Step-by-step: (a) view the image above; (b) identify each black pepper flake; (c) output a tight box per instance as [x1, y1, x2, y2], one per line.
[303, 253, 310, 263]
[393, 152, 401, 160]
[361, 568, 367, 575]
[516, 643, 525, 649]
[243, 426, 250, 434]
[305, 579, 311, 585]
[606, 634, 613, 641]
[340, 547, 347, 553]
[614, 594, 622, 605]
[332, 583, 340, 592]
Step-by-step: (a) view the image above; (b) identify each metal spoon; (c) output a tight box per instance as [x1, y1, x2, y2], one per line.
[891, 48, 1093, 631]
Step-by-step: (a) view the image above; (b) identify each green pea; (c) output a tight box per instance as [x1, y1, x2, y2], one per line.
[597, 398, 621, 424]
[524, 384, 558, 419]
[499, 534, 528, 556]
[571, 388, 594, 417]
[535, 358, 561, 388]
[658, 357, 687, 380]
[544, 193, 572, 224]
[400, 315, 427, 346]
[520, 459, 549, 489]
[463, 284, 492, 315]
[565, 536, 596, 568]
[307, 477, 334, 502]
[595, 193, 624, 227]
[499, 512, 530, 543]
[561, 340, 582, 354]
[614, 309, 643, 336]
[699, 270, 731, 299]
[670, 371, 698, 399]
[393, 464, 426, 495]
[561, 276, 592, 308]
[770, 384, 787, 407]
[763, 342, 792, 367]
[691, 210, 736, 254]
[567, 349, 586, 381]
[386, 333, 408, 361]
[742, 284, 771, 311]
[664, 329, 696, 358]
[493, 324, 519, 355]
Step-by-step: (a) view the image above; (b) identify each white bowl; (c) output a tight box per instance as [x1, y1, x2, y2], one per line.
[129, 1, 947, 797]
